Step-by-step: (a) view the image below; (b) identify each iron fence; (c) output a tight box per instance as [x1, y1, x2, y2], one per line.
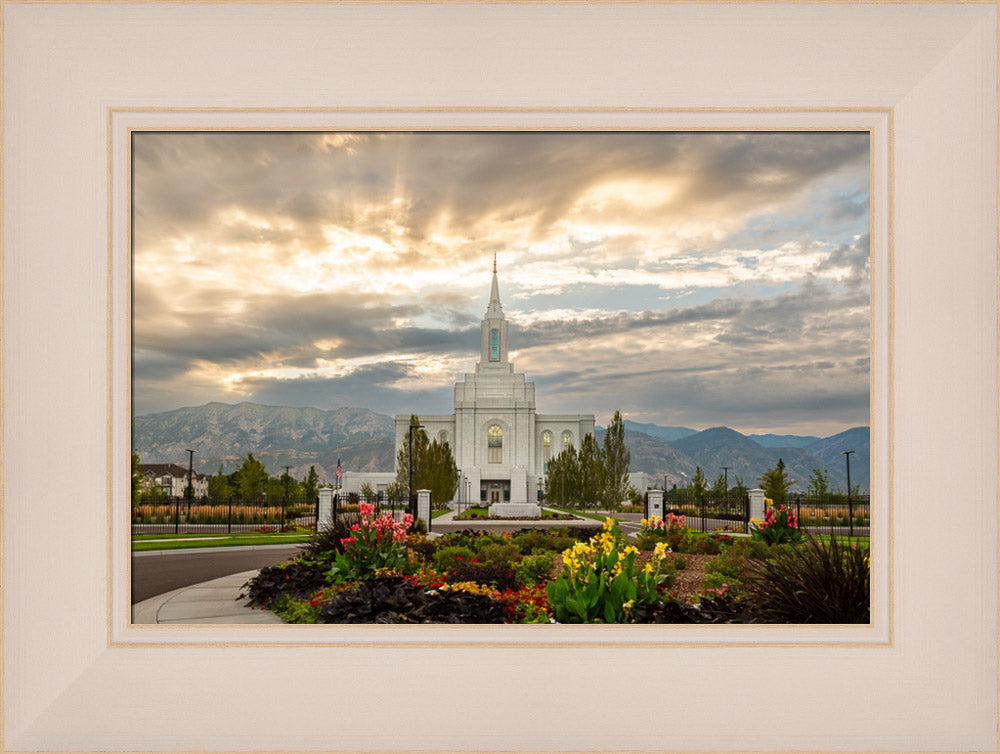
[132, 495, 318, 535]
[661, 490, 751, 534]
[785, 493, 871, 538]
[330, 491, 415, 525]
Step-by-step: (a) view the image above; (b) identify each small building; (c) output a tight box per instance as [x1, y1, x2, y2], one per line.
[139, 463, 209, 498]
[338, 471, 397, 497]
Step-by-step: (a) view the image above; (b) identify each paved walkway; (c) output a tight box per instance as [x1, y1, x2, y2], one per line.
[132, 569, 284, 624]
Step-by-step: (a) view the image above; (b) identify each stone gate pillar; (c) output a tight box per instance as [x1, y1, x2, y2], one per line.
[647, 489, 664, 520]
[318, 486, 334, 531]
[749, 488, 766, 524]
[416, 489, 432, 532]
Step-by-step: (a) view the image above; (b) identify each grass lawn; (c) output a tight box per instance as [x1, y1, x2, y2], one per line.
[546, 506, 618, 523]
[432, 509, 452, 519]
[132, 532, 312, 551]
[811, 534, 870, 547]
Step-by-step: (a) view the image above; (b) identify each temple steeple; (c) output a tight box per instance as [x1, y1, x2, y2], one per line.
[477, 255, 511, 372]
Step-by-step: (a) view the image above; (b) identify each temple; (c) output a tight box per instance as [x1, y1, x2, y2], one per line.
[393, 256, 595, 516]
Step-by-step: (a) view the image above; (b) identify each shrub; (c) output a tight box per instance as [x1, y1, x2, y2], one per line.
[406, 538, 437, 563]
[750, 503, 805, 545]
[512, 530, 576, 555]
[744, 535, 870, 623]
[705, 538, 771, 582]
[516, 551, 557, 586]
[476, 542, 522, 566]
[449, 561, 519, 591]
[680, 533, 722, 555]
[434, 545, 476, 572]
[299, 513, 362, 559]
[671, 554, 688, 570]
[409, 517, 427, 535]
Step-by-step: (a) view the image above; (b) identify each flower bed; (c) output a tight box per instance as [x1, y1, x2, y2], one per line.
[239, 513, 870, 624]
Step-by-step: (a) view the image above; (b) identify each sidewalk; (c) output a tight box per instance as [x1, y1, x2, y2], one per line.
[131, 569, 283, 625]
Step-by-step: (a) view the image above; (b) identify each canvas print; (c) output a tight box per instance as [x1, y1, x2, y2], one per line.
[130, 131, 871, 625]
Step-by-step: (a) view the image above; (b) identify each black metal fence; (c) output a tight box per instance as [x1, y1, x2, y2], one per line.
[132, 495, 318, 535]
[659, 490, 752, 534]
[784, 493, 871, 538]
[644, 489, 871, 538]
[330, 491, 417, 526]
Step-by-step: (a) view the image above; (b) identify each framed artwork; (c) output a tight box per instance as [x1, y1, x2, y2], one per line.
[3, 2, 997, 751]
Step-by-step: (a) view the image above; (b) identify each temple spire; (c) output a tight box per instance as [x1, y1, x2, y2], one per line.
[487, 254, 502, 315]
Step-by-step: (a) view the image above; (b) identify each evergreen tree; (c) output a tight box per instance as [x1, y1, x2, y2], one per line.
[301, 465, 320, 502]
[208, 464, 231, 501]
[759, 457, 791, 504]
[577, 432, 602, 507]
[807, 467, 830, 498]
[393, 416, 459, 504]
[234, 453, 268, 500]
[601, 410, 631, 510]
[546, 445, 580, 507]
[711, 472, 728, 499]
[690, 465, 708, 501]
[732, 475, 749, 499]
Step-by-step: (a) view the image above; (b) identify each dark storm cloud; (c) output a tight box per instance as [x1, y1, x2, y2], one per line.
[237, 363, 455, 415]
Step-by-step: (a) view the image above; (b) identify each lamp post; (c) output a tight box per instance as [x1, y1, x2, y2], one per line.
[283, 465, 291, 530]
[841, 450, 855, 537]
[408, 423, 424, 515]
[456, 468, 462, 510]
[185, 448, 195, 514]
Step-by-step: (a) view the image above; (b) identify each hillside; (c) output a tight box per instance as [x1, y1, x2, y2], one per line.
[134, 402, 870, 492]
[133, 402, 394, 482]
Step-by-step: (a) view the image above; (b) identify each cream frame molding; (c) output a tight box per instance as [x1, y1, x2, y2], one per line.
[3, 2, 998, 751]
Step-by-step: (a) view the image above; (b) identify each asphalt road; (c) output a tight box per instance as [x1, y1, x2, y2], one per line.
[131, 545, 301, 604]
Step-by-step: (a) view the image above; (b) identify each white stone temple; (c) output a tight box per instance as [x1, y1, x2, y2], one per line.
[394, 257, 595, 517]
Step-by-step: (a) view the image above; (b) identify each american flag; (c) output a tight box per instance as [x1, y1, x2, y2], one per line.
[336, 459, 342, 481]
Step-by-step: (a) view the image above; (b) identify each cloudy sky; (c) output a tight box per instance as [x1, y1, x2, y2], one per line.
[133, 131, 870, 436]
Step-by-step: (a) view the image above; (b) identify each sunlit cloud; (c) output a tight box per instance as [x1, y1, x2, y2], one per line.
[132, 131, 871, 434]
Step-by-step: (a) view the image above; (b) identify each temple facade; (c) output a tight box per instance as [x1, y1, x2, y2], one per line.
[394, 259, 594, 516]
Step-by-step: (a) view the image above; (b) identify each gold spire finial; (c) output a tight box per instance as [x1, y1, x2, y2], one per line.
[493, 252, 497, 274]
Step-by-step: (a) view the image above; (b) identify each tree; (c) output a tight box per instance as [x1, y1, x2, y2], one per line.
[601, 410, 631, 510]
[690, 466, 708, 501]
[546, 445, 580, 507]
[577, 432, 602, 507]
[393, 416, 459, 504]
[711, 472, 728, 499]
[807, 468, 830, 498]
[732, 475, 749, 499]
[131, 453, 143, 505]
[234, 453, 268, 500]
[301, 466, 320, 502]
[208, 464, 231, 501]
[759, 457, 791, 504]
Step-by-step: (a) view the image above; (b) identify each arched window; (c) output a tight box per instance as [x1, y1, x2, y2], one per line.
[562, 430, 573, 452]
[488, 424, 503, 464]
[438, 430, 449, 446]
[542, 431, 552, 474]
[490, 329, 499, 361]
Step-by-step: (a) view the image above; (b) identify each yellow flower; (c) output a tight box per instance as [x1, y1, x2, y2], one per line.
[653, 542, 669, 559]
[623, 599, 635, 612]
[750, 517, 761, 527]
[642, 563, 654, 575]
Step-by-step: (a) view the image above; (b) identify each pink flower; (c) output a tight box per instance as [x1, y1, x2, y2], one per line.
[359, 502, 375, 518]
[351, 523, 360, 532]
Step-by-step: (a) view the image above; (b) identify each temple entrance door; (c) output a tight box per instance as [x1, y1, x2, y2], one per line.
[490, 489, 500, 504]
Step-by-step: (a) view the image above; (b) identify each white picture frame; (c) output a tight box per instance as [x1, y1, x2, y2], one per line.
[3, 2, 997, 751]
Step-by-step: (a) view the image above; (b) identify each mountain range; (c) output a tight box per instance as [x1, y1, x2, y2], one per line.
[133, 402, 870, 493]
